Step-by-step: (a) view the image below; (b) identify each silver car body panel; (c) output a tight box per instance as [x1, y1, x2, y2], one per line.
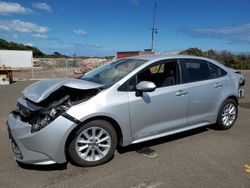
[22, 78, 104, 103]
[7, 55, 245, 164]
[128, 84, 189, 139]
[7, 113, 76, 164]
[132, 122, 208, 144]
[66, 88, 132, 146]
[17, 97, 43, 111]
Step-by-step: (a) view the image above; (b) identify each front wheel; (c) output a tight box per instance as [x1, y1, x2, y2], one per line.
[68, 120, 117, 167]
[216, 99, 238, 130]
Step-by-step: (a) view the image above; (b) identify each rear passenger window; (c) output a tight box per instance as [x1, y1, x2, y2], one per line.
[182, 60, 210, 82]
[208, 62, 227, 79]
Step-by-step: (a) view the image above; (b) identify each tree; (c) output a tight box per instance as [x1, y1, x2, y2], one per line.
[180, 48, 250, 70]
[180, 48, 204, 56]
[206, 49, 216, 59]
[0, 38, 46, 57]
[46, 52, 68, 58]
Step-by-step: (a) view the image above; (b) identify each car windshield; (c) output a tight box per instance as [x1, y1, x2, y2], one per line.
[80, 59, 147, 87]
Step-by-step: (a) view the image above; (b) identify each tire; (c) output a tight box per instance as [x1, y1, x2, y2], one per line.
[68, 120, 117, 167]
[216, 98, 238, 130]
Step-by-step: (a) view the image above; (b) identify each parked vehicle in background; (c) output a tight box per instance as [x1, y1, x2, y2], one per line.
[7, 55, 245, 167]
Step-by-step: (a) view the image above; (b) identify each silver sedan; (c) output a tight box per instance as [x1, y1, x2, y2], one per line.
[7, 55, 245, 166]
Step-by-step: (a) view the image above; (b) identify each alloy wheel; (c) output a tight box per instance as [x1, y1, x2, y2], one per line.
[75, 127, 111, 162]
[221, 103, 237, 127]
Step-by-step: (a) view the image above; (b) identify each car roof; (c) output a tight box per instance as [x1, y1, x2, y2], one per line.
[123, 54, 229, 71]
[125, 54, 216, 62]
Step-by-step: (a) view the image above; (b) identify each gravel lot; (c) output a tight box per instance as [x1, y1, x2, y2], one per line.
[0, 71, 250, 188]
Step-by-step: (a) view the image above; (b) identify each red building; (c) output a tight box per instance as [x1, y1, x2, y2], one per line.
[117, 50, 155, 59]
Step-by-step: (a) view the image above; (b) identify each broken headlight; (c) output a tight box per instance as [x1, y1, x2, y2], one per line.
[17, 87, 100, 133]
[31, 106, 69, 133]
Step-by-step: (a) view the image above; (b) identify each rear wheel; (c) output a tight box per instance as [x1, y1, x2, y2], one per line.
[68, 120, 117, 167]
[216, 98, 238, 130]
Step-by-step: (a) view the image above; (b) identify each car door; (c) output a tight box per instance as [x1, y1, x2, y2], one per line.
[127, 60, 189, 140]
[179, 59, 226, 126]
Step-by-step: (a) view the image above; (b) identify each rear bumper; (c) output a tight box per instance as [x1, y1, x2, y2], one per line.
[7, 113, 77, 165]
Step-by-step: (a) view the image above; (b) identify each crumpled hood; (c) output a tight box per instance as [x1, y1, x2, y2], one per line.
[22, 78, 104, 103]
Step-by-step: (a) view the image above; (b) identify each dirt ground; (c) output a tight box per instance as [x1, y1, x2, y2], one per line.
[0, 71, 249, 188]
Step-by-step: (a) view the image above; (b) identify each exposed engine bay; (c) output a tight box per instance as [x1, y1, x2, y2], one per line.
[13, 86, 100, 132]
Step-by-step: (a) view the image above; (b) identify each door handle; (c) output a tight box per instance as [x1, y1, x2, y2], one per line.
[176, 90, 188, 96]
[214, 83, 223, 88]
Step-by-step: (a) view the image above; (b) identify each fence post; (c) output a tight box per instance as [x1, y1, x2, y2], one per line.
[66, 59, 69, 78]
[31, 57, 34, 80]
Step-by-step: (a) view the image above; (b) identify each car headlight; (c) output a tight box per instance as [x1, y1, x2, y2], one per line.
[31, 107, 67, 133]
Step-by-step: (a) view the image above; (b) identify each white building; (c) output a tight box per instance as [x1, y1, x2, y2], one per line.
[0, 50, 33, 68]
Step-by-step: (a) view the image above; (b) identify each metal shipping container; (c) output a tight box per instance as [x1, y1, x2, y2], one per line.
[0, 50, 33, 68]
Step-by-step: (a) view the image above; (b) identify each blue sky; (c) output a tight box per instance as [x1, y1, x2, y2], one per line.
[0, 0, 250, 56]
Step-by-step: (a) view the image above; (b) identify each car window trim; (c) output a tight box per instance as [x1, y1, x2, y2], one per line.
[118, 58, 181, 92]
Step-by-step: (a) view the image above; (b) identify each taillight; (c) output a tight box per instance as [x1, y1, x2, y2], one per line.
[239, 78, 245, 87]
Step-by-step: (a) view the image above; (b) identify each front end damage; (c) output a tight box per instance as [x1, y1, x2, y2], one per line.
[16, 86, 99, 133]
[7, 79, 103, 165]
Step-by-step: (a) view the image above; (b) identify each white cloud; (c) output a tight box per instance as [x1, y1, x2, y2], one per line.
[73, 43, 102, 49]
[0, 19, 49, 33]
[181, 23, 250, 44]
[88, 43, 101, 48]
[0, 1, 32, 15]
[56, 40, 102, 50]
[25, 43, 34, 47]
[32, 33, 48, 39]
[0, 25, 10, 31]
[73, 29, 87, 36]
[32, 2, 52, 12]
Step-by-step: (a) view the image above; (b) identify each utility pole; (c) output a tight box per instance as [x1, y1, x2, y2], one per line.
[150, 0, 158, 51]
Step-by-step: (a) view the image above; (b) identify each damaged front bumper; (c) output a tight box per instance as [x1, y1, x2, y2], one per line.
[7, 113, 77, 165]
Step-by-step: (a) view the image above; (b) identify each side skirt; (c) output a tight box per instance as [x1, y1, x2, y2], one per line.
[131, 122, 210, 144]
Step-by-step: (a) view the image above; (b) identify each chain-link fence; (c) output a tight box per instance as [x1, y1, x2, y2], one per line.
[12, 58, 110, 81]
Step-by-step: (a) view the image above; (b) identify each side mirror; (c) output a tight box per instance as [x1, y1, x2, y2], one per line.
[136, 81, 156, 96]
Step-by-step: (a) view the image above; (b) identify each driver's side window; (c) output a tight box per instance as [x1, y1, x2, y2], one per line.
[124, 60, 179, 91]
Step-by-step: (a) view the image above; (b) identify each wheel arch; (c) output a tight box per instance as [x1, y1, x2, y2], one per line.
[65, 115, 124, 155]
[225, 95, 238, 105]
[216, 94, 238, 122]
[215, 95, 238, 129]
